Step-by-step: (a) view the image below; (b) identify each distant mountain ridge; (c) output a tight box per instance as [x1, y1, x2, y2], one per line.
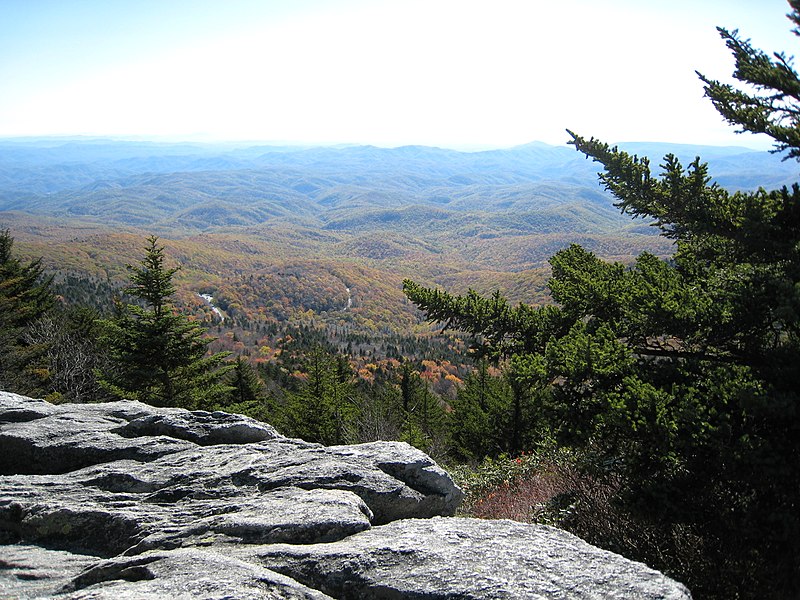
[1, 138, 794, 231]
[0, 137, 793, 334]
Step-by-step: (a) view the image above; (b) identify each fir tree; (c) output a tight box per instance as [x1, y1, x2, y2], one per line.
[0, 229, 53, 395]
[283, 346, 358, 444]
[224, 356, 266, 405]
[98, 236, 231, 409]
[395, 362, 447, 456]
[215, 355, 276, 422]
[448, 362, 535, 461]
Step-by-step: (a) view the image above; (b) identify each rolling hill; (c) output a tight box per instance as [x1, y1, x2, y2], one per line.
[0, 137, 789, 352]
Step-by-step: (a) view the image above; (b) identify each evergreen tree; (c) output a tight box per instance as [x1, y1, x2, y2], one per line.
[698, 3, 800, 160]
[404, 4, 800, 597]
[399, 360, 418, 413]
[224, 356, 267, 406]
[449, 362, 498, 460]
[395, 362, 447, 456]
[448, 362, 539, 461]
[98, 236, 231, 409]
[0, 229, 53, 395]
[282, 346, 358, 444]
[213, 355, 277, 422]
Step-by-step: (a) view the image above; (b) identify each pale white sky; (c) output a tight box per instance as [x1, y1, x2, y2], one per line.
[0, 0, 795, 149]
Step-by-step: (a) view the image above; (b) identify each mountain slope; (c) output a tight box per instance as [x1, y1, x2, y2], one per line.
[0, 137, 784, 337]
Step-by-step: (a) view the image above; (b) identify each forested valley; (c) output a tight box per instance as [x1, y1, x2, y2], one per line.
[3, 4, 800, 598]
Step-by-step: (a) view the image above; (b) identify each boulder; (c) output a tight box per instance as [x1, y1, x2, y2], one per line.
[0, 545, 334, 599]
[0, 392, 691, 598]
[0, 394, 458, 555]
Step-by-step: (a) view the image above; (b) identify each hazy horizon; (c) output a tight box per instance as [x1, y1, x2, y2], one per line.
[1, 0, 794, 150]
[0, 133, 775, 155]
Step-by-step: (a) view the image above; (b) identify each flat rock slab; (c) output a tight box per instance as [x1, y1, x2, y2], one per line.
[0, 392, 280, 475]
[0, 473, 373, 555]
[255, 517, 692, 599]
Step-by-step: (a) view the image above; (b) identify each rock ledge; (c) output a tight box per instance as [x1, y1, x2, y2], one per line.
[0, 392, 691, 599]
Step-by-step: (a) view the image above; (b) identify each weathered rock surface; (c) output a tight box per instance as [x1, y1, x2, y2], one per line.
[255, 517, 689, 599]
[59, 548, 336, 600]
[0, 392, 279, 475]
[0, 544, 335, 599]
[0, 392, 691, 598]
[0, 544, 98, 599]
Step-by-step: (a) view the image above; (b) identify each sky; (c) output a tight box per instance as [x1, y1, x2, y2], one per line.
[0, 0, 796, 149]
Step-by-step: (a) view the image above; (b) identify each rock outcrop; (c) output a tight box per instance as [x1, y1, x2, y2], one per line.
[0, 391, 692, 598]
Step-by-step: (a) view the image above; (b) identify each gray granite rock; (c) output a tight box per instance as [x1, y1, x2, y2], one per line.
[0, 544, 98, 599]
[0, 471, 373, 555]
[0, 393, 279, 475]
[0, 393, 460, 558]
[56, 547, 335, 599]
[0, 392, 691, 598]
[255, 517, 692, 599]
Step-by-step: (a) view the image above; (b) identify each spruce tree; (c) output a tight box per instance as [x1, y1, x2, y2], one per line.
[225, 356, 267, 405]
[448, 361, 540, 461]
[448, 362, 498, 460]
[98, 236, 231, 409]
[395, 362, 447, 455]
